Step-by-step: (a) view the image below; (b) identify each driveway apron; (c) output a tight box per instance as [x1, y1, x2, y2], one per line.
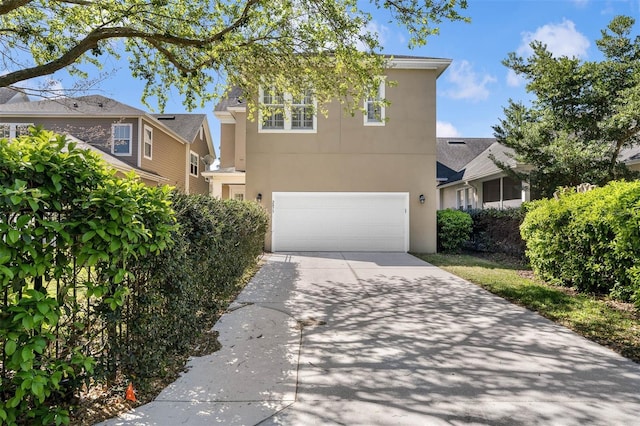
[100, 252, 640, 425]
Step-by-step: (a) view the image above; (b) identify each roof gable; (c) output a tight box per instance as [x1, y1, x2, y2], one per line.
[461, 142, 517, 181]
[0, 87, 29, 104]
[437, 137, 496, 175]
[152, 113, 206, 142]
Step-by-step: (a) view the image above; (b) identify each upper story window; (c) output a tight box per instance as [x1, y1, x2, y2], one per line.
[262, 91, 285, 130]
[259, 87, 317, 133]
[0, 123, 32, 139]
[112, 123, 132, 156]
[143, 125, 153, 159]
[189, 151, 199, 177]
[291, 90, 314, 130]
[364, 78, 386, 126]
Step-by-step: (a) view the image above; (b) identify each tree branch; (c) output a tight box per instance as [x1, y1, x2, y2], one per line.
[0, 0, 32, 15]
[0, 0, 261, 87]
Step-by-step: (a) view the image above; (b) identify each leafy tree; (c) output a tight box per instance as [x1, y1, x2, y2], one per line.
[493, 15, 640, 199]
[0, 0, 468, 111]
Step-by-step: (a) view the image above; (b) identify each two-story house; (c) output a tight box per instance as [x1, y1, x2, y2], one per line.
[0, 95, 216, 194]
[204, 56, 451, 253]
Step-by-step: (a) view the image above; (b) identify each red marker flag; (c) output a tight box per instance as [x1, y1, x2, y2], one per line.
[126, 383, 136, 402]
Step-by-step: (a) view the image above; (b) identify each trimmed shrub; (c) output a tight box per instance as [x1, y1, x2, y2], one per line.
[466, 208, 526, 258]
[0, 129, 175, 425]
[521, 181, 640, 305]
[0, 128, 268, 424]
[120, 193, 268, 382]
[437, 209, 472, 253]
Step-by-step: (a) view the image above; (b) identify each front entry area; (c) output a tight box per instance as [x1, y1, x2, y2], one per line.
[271, 192, 409, 252]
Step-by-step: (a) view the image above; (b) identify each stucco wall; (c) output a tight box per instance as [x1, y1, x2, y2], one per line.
[245, 68, 438, 253]
[219, 123, 236, 168]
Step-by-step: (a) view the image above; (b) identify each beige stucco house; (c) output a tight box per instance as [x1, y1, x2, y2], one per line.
[437, 138, 531, 211]
[203, 56, 451, 253]
[0, 95, 216, 194]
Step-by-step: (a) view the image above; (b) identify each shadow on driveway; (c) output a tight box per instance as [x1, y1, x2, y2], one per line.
[100, 252, 640, 426]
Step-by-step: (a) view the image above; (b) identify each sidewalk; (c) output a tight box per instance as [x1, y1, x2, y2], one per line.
[100, 252, 640, 425]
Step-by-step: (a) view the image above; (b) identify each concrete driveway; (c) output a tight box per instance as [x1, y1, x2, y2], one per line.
[100, 252, 640, 425]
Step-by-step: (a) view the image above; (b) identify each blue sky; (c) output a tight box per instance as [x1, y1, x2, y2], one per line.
[38, 0, 640, 151]
[406, 0, 640, 138]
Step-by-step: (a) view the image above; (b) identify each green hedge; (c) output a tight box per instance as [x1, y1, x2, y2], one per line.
[121, 193, 268, 381]
[0, 129, 175, 425]
[0, 129, 268, 425]
[466, 208, 526, 258]
[521, 181, 640, 306]
[437, 209, 472, 253]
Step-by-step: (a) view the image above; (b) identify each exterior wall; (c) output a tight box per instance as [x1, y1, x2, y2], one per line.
[234, 112, 247, 171]
[440, 183, 464, 210]
[219, 123, 236, 168]
[246, 68, 438, 253]
[4, 114, 212, 194]
[188, 125, 213, 195]
[439, 175, 527, 211]
[139, 119, 187, 190]
[628, 162, 640, 173]
[12, 116, 140, 168]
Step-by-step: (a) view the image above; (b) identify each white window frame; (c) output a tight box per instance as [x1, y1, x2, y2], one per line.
[364, 78, 386, 126]
[0, 123, 33, 139]
[229, 185, 245, 201]
[456, 187, 474, 210]
[143, 125, 153, 160]
[258, 87, 317, 133]
[112, 123, 133, 156]
[189, 151, 199, 177]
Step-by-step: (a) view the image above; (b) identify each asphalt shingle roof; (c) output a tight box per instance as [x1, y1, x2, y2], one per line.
[0, 87, 27, 104]
[152, 114, 206, 143]
[436, 137, 496, 181]
[214, 86, 245, 112]
[0, 95, 147, 115]
[0, 94, 209, 144]
[461, 142, 516, 181]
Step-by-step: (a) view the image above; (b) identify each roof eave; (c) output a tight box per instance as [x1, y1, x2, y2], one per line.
[387, 58, 452, 78]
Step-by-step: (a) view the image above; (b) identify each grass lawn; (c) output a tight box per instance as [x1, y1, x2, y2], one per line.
[415, 253, 640, 364]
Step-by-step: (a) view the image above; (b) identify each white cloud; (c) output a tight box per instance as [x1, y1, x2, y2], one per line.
[45, 79, 66, 99]
[444, 60, 497, 101]
[571, 0, 588, 7]
[436, 121, 461, 138]
[517, 19, 590, 59]
[506, 69, 525, 88]
[357, 20, 389, 51]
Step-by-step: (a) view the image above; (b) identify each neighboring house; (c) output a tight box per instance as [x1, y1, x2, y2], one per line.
[0, 87, 29, 105]
[0, 95, 216, 194]
[437, 141, 640, 211]
[619, 145, 640, 174]
[437, 138, 531, 210]
[204, 56, 451, 253]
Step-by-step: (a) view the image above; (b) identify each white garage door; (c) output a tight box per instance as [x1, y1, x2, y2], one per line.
[272, 192, 409, 252]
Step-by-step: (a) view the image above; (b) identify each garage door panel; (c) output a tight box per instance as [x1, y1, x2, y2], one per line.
[272, 192, 409, 252]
